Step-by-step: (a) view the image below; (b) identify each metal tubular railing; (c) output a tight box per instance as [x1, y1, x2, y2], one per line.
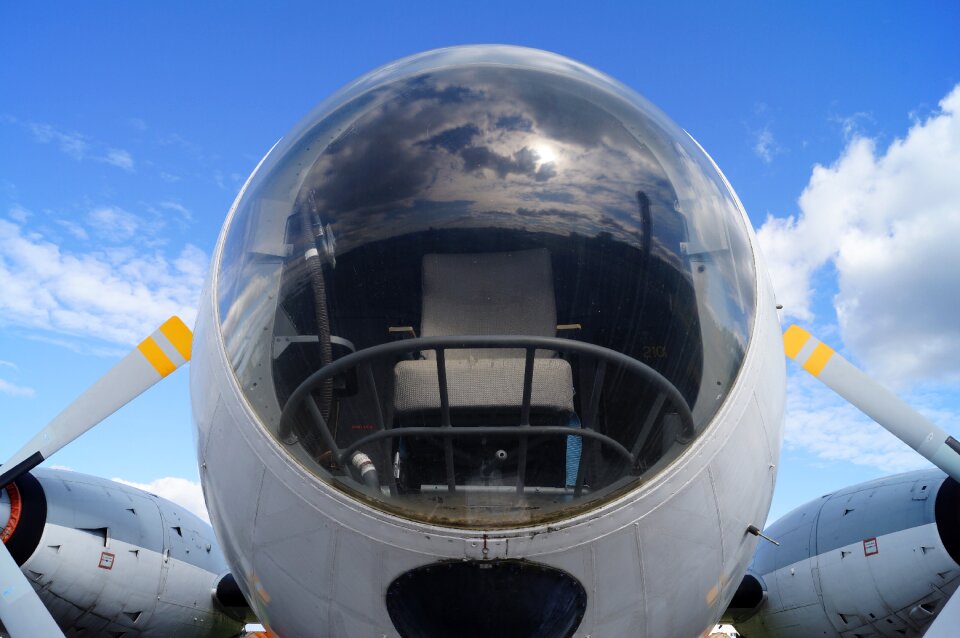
[277, 335, 694, 493]
[435, 349, 456, 492]
[338, 426, 635, 464]
[515, 348, 536, 494]
[361, 362, 396, 494]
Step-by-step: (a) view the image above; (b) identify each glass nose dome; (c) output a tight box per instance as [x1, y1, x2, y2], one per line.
[215, 46, 757, 529]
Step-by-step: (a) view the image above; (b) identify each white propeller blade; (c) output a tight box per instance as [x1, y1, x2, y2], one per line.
[0, 317, 193, 487]
[922, 587, 960, 637]
[0, 542, 64, 637]
[784, 325, 960, 483]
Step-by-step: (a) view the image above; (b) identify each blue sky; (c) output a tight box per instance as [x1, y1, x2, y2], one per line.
[1, 2, 958, 524]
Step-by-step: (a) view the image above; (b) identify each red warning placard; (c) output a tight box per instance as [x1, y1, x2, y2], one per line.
[98, 551, 115, 570]
[863, 537, 878, 556]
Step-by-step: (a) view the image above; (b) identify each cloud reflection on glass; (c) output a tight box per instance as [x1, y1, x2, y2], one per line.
[214, 46, 759, 527]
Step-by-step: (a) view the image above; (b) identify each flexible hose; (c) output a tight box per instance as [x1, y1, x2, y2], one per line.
[301, 207, 334, 422]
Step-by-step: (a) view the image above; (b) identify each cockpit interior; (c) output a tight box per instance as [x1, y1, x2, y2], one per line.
[215, 48, 756, 528]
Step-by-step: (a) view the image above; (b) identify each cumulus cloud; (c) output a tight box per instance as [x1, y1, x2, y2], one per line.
[0, 216, 207, 346]
[758, 83, 960, 385]
[112, 476, 209, 523]
[832, 111, 875, 140]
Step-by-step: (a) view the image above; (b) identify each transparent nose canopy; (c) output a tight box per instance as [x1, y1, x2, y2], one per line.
[216, 46, 757, 529]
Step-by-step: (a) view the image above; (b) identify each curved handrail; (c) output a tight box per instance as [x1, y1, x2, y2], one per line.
[278, 335, 694, 471]
[338, 425, 634, 464]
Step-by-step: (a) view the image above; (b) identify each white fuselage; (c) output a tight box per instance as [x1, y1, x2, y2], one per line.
[191, 221, 786, 637]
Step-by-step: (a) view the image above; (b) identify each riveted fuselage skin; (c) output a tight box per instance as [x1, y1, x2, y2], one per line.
[0, 469, 244, 637]
[737, 469, 960, 638]
[191, 159, 786, 636]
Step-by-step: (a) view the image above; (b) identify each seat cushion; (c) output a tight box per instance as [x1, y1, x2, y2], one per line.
[394, 357, 574, 414]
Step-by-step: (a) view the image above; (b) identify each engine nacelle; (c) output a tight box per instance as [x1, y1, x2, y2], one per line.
[732, 469, 960, 637]
[0, 469, 248, 637]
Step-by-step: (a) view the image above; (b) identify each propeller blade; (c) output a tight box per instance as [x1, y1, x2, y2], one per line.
[0, 544, 63, 637]
[784, 325, 960, 483]
[921, 588, 960, 637]
[0, 317, 192, 487]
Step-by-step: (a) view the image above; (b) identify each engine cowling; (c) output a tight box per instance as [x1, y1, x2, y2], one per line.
[0, 469, 248, 637]
[732, 469, 960, 637]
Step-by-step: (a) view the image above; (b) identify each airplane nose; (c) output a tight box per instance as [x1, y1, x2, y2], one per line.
[212, 45, 761, 530]
[386, 559, 586, 638]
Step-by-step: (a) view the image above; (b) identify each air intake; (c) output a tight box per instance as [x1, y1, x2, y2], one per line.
[386, 560, 586, 638]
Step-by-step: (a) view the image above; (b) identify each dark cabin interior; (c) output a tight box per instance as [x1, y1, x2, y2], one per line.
[271, 222, 703, 497]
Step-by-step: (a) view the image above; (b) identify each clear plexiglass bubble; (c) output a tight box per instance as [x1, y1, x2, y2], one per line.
[215, 46, 757, 528]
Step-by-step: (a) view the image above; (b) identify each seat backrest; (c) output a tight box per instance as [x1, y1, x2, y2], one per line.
[420, 248, 556, 359]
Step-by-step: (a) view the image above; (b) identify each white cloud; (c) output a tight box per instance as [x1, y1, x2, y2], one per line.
[28, 122, 90, 159]
[753, 126, 778, 164]
[8, 205, 30, 224]
[87, 206, 142, 242]
[112, 476, 209, 523]
[24, 333, 127, 358]
[159, 201, 192, 222]
[0, 359, 33, 397]
[831, 111, 875, 140]
[0, 217, 207, 346]
[758, 83, 960, 385]
[748, 103, 782, 164]
[782, 372, 934, 472]
[0, 378, 34, 398]
[102, 148, 135, 172]
[56, 219, 89, 240]
[22, 120, 135, 173]
[783, 369, 960, 474]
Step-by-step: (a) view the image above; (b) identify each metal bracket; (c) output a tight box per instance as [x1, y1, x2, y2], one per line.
[273, 334, 356, 358]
